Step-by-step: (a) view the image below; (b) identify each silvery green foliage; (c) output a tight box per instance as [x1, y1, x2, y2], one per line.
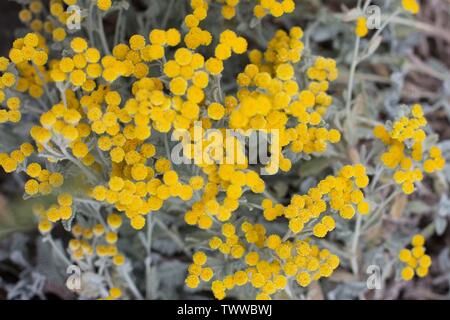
[435, 195, 450, 235]
[328, 282, 368, 300]
[0, 234, 69, 299]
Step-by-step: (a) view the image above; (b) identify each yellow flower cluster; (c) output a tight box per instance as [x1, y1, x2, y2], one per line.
[50, 27, 182, 88]
[399, 234, 431, 281]
[97, 0, 112, 11]
[187, 220, 340, 300]
[185, 251, 214, 288]
[253, 0, 296, 19]
[19, 0, 53, 33]
[18, 0, 87, 45]
[216, 0, 295, 20]
[30, 165, 130, 301]
[130, 77, 177, 132]
[231, 28, 340, 173]
[0, 58, 22, 123]
[374, 104, 445, 194]
[55, 213, 125, 264]
[7, 32, 49, 99]
[216, 0, 240, 19]
[104, 287, 122, 300]
[249, 27, 304, 73]
[0, 2, 341, 240]
[14, 1, 233, 236]
[41, 208, 127, 300]
[33, 101, 87, 145]
[0, 0, 389, 301]
[263, 164, 370, 237]
[184, 0, 213, 50]
[0, 143, 34, 173]
[92, 167, 197, 230]
[305, 57, 338, 114]
[52, 40, 120, 85]
[161, 29, 246, 128]
[37, 193, 73, 222]
[183, 165, 368, 299]
[24, 163, 64, 196]
[184, 165, 266, 229]
[180, 127, 247, 166]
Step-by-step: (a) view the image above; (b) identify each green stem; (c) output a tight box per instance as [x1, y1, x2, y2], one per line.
[97, 9, 111, 55]
[345, 35, 360, 125]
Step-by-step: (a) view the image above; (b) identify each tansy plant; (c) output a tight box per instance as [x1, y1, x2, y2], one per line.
[0, 0, 448, 300]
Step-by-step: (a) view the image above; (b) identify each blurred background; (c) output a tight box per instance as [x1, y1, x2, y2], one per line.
[0, 2, 21, 56]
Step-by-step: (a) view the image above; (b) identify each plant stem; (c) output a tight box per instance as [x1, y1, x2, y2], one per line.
[164, 133, 171, 161]
[162, 0, 175, 29]
[57, 144, 97, 181]
[390, 15, 450, 43]
[362, 189, 400, 232]
[114, 8, 123, 46]
[145, 214, 155, 299]
[351, 214, 362, 275]
[33, 64, 54, 106]
[345, 35, 360, 124]
[154, 217, 190, 256]
[120, 267, 144, 300]
[44, 235, 72, 267]
[97, 9, 111, 55]
[263, 190, 278, 203]
[87, 2, 96, 47]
